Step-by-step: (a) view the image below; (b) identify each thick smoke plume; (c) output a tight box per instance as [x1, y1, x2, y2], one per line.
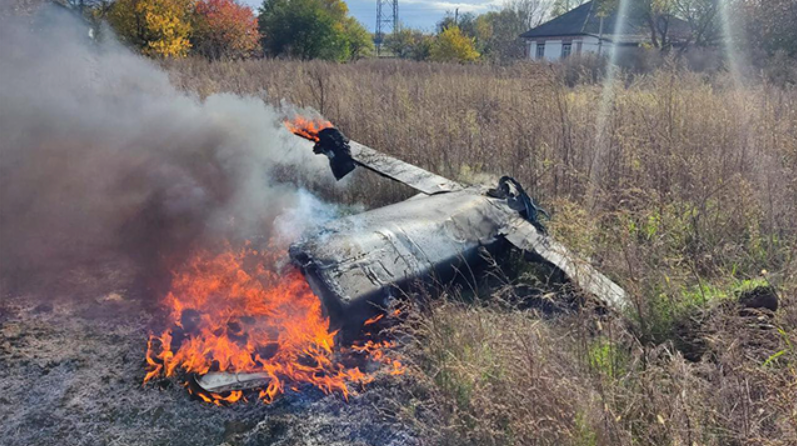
[0, 9, 334, 285]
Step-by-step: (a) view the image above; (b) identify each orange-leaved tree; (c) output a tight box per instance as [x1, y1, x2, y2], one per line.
[192, 0, 261, 59]
[108, 0, 194, 57]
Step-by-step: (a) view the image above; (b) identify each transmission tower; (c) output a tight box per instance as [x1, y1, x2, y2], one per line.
[375, 0, 398, 54]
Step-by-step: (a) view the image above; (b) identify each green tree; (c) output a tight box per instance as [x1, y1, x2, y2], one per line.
[384, 27, 432, 60]
[430, 26, 480, 63]
[342, 16, 375, 60]
[258, 0, 370, 61]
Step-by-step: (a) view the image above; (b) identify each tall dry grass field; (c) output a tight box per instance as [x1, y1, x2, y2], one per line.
[165, 58, 797, 446]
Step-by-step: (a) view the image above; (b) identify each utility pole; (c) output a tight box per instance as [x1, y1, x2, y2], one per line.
[376, 0, 399, 56]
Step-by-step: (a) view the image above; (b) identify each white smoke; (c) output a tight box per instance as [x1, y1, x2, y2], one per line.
[0, 8, 335, 279]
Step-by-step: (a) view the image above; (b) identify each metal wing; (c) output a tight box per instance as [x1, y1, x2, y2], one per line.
[303, 126, 463, 195]
[348, 141, 463, 195]
[501, 215, 628, 311]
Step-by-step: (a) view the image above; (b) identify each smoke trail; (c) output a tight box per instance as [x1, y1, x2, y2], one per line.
[0, 8, 333, 284]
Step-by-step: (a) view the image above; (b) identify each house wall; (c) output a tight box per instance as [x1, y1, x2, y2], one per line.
[580, 36, 609, 55]
[544, 40, 563, 61]
[527, 35, 615, 61]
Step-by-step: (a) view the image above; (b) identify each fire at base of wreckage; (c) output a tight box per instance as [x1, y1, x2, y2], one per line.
[143, 240, 405, 406]
[141, 116, 406, 406]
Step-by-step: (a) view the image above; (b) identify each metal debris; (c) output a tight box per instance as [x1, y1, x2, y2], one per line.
[289, 125, 627, 327]
[291, 180, 628, 333]
[349, 141, 463, 195]
[196, 372, 271, 394]
[311, 127, 462, 195]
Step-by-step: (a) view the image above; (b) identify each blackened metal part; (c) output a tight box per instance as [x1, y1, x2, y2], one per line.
[297, 127, 462, 194]
[314, 128, 356, 180]
[500, 215, 628, 312]
[738, 286, 779, 313]
[487, 176, 549, 233]
[348, 141, 464, 195]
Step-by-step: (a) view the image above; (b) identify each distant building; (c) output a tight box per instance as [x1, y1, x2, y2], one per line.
[520, 0, 691, 61]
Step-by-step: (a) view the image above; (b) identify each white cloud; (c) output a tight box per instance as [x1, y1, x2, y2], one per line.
[401, 0, 501, 14]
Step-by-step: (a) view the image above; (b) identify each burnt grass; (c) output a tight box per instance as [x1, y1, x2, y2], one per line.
[0, 259, 419, 446]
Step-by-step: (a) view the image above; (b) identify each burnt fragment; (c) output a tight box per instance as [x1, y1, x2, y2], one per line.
[488, 176, 549, 232]
[739, 285, 779, 313]
[313, 128, 356, 180]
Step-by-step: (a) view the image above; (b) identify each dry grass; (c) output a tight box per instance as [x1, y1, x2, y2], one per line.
[395, 294, 796, 446]
[163, 57, 797, 445]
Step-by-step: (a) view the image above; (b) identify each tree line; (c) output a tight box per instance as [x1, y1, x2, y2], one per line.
[63, 0, 550, 62]
[385, 0, 549, 63]
[67, 0, 797, 63]
[70, 0, 372, 60]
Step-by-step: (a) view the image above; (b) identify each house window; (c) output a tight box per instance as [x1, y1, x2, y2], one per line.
[562, 43, 572, 59]
[536, 43, 545, 60]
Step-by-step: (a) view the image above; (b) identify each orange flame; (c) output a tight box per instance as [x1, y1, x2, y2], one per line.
[363, 313, 384, 326]
[284, 116, 333, 142]
[143, 244, 401, 405]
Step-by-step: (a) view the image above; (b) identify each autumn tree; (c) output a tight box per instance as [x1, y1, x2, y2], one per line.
[342, 15, 374, 59]
[437, 12, 490, 54]
[430, 26, 480, 63]
[434, 1, 550, 62]
[108, 0, 193, 57]
[258, 0, 372, 61]
[192, 0, 260, 59]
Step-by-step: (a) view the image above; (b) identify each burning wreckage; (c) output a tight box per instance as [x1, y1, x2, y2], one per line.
[145, 118, 626, 401]
[290, 123, 627, 321]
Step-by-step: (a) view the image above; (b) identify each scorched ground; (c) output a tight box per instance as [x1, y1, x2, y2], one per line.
[0, 254, 418, 446]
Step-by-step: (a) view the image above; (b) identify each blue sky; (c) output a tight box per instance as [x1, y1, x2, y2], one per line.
[346, 0, 505, 32]
[242, 0, 506, 33]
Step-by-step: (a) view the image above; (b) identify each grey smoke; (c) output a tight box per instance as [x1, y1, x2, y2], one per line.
[0, 8, 334, 279]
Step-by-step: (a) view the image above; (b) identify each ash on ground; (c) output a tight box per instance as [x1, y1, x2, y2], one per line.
[0, 259, 418, 446]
